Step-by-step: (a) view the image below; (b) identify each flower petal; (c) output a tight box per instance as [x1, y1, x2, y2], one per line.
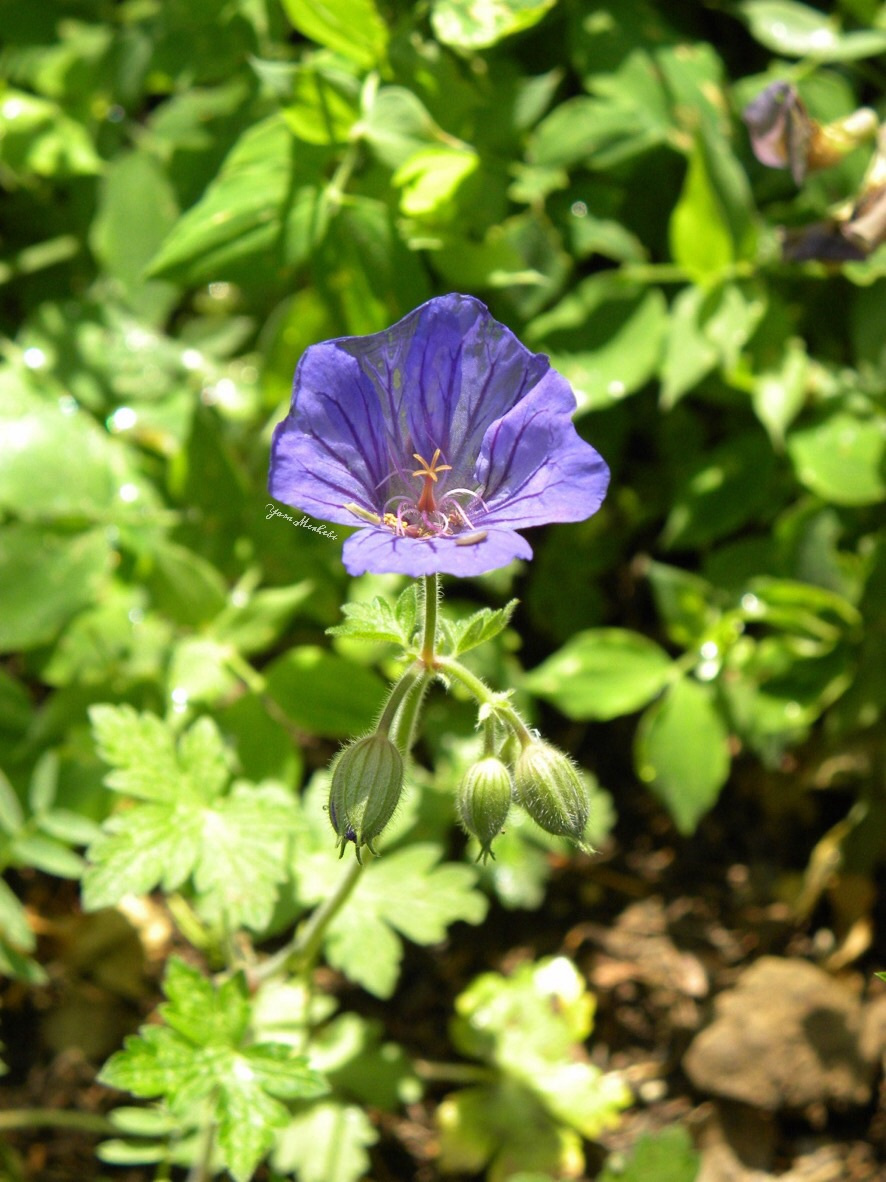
[269, 345, 395, 525]
[342, 525, 532, 578]
[476, 368, 610, 528]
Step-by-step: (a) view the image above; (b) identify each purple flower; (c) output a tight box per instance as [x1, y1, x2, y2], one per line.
[268, 294, 610, 578]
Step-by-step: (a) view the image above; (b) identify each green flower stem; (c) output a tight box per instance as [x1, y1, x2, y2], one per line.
[420, 573, 440, 666]
[0, 1109, 115, 1134]
[376, 661, 426, 737]
[254, 854, 369, 983]
[435, 656, 534, 746]
[389, 670, 433, 755]
[186, 1116, 216, 1182]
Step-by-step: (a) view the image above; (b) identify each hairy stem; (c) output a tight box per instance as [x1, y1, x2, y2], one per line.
[435, 656, 534, 746]
[0, 1110, 115, 1134]
[420, 573, 440, 666]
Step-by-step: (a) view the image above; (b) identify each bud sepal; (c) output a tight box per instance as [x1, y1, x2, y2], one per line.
[328, 733, 404, 860]
[513, 740, 592, 850]
[456, 756, 513, 863]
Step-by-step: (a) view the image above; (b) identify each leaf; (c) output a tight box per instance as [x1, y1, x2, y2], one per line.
[660, 283, 767, 408]
[89, 150, 180, 323]
[437, 1082, 584, 1180]
[283, 64, 361, 146]
[265, 646, 387, 738]
[0, 525, 111, 653]
[84, 710, 294, 931]
[431, 0, 558, 50]
[634, 677, 730, 834]
[523, 629, 675, 720]
[787, 407, 886, 506]
[281, 0, 388, 68]
[148, 117, 328, 284]
[0, 385, 132, 522]
[669, 140, 735, 277]
[273, 1101, 377, 1182]
[739, 0, 886, 60]
[750, 340, 809, 446]
[324, 844, 488, 997]
[0, 768, 24, 834]
[393, 146, 479, 219]
[448, 600, 519, 656]
[448, 958, 630, 1143]
[100, 959, 327, 1182]
[326, 596, 413, 646]
[599, 1126, 700, 1182]
[527, 273, 668, 411]
[646, 562, 719, 648]
[663, 429, 776, 549]
[361, 87, 448, 170]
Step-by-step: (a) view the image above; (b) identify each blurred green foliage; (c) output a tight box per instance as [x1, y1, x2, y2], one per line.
[1, 0, 885, 1177]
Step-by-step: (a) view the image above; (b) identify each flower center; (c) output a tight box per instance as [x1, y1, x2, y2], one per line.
[345, 446, 487, 542]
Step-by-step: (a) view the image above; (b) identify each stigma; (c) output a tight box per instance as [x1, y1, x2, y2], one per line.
[411, 448, 452, 514]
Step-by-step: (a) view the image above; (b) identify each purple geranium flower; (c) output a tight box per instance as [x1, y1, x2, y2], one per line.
[268, 293, 610, 578]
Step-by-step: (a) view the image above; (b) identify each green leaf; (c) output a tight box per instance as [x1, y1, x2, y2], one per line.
[599, 1126, 700, 1182]
[393, 147, 479, 219]
[0, 385, 134, 522]
[148, 117, 328, 284]
[324, 844, 488, 997]
[431, 0, 558, 50]
[326, 596, 413, 646]
[9, 834, 84, 879]
[438, 1082, 584, 1179]
[0, 89, 101, 178]
[450, 957, 631, 1138]
[283, 64, 360, 146]
[739, 1, 886, 59]
[646, 562, 719, 648]
[527, 274, 668, 411]
[146, 540, 229, 627]
[273, 1101, 377, 1182]
[361, 87, 448, 170]
[211, 582, 313, 654]
[89, 150, 179, 323]
[663, 430, 776, 549]
[0, 768, 24, 834]
[101, 959, 327, 1182]
[0, 525, 111, 653]
[750, 340, 809, 446]
[669, 141, 735, 277]
[448, 600, 519, 656]
[265, 646, 387, 738]
[660, 283, 767, 408]
[634, 677, 730, 834]
[787, 408, 886, 506]
[0, 875, 33, 951]
[281, 0, 388, 68]
[84, 710, 293, 931]
[523, 629, 675, 721]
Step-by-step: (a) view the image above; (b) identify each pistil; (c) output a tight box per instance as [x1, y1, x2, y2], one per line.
[411, 448, 452, 515]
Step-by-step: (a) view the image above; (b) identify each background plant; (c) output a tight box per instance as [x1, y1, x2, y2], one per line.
[1, 0, 884, 1179]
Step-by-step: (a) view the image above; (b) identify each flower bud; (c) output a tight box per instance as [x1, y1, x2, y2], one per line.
[513, 741, 591, 848]
[328, 733, 404, 860]
[456, 756, 513, 863]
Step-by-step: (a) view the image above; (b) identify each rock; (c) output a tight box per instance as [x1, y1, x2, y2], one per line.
[683, 957, 876, 1111]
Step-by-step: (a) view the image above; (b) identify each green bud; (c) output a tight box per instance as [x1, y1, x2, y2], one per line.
[456, 756, 513, 863]
[329, 733, 404, 860]
[513, 741, 590, 848]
